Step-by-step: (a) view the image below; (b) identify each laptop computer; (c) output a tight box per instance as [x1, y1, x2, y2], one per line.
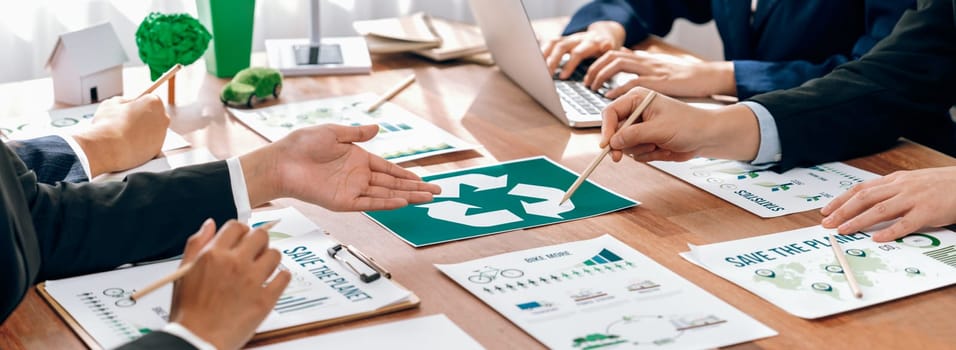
[469, 0, 612, 128]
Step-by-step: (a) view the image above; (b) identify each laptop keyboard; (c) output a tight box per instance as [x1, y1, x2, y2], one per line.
[554, 64, 611, 116]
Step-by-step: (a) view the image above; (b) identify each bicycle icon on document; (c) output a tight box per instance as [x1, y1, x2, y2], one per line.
[467, 266, 525, 284]
[102, 287, 137, 308]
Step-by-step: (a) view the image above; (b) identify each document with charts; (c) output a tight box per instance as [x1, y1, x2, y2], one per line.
[227, 93, 475, 163]
[436, 235, 776, 349]
[41, 208, 413, 349]
[649, 158, 879, 217]
[681, 225, 956, 319]
[0, 103, 189, 152]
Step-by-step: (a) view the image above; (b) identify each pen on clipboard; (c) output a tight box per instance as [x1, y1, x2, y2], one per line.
[327, 244, 391, 283]
[130, 220, 280, 301]
[365, 74, 416, 113]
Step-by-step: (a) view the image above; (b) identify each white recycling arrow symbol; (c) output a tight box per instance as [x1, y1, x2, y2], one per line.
[431, 174, 509, 198]
[417, 201, 522, 227]
[417, 174, 575, 227]
[508, 183, 575, 218]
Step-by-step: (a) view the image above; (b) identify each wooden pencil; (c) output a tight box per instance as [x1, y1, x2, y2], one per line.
[560, 91, 658, 204]
[137, 63, 183, 99]
[365, 74, 416, 113]
[130, 219, 280, 301]
[829, 234, 863, 298]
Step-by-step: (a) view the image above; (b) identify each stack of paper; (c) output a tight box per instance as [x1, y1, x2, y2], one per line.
[353, 13, 487, 61]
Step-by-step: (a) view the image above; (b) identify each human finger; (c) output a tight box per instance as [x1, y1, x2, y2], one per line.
[351, 197, 409, 211]
[560, 42, 598, 80]
[584, 50, 616, 86]
[368, 157, 435, 191]
[237, 225, 271, 260]
[604, 79, 642, 100]
[362, 185, 435, 204]
[600, 88, 651, 148]
[589, 54, 646, 91]
[546, 40, 575, 77]
[331, 124, 379, 143]
[370, 172, 439, 193]
[834, 194, 909, 235]
[182, 218, 216, 263]
[821, 182, 896, 229]
[263, 269, 292, 302]
[541, 38, 558, 58]
[212, 220, 249, 249]
[610, 119, 670, 151]
[820, 177, 888, 216]
[872, 214, 926, 242]
[621, 144, 658, 159]
[251, 249, 283, 283]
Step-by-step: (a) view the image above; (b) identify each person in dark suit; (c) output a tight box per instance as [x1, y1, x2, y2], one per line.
[6, 95, 172, 183]
[541, 0, 914, 99]
[0, 119, 441, 349]
[597, 0, 956, 242]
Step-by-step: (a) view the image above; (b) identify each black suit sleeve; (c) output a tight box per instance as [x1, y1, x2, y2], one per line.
[115, 331, 197, 350]
[748, 0, 956, 170]
[22, 153, 238, 281]
[7, 135, 89, 184]
[1, 142, 238, 321]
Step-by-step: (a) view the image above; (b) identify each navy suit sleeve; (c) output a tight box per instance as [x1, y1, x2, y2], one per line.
[563, 0, 713, 47]
[748, 0, 956, 170]
[733, 0, 914, 99]
[6, 136, 88, 184]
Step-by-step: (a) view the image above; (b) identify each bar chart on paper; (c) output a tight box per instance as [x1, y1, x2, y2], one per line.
[229, 93, 474, 163]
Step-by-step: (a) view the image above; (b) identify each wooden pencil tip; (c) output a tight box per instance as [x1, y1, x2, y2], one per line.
[256, 219, 281, 232]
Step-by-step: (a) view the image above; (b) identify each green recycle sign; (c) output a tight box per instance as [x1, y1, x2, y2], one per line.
[416, 174, 575, 227]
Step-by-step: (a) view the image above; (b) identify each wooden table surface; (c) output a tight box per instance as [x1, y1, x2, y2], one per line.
[2, 20, 956, 350]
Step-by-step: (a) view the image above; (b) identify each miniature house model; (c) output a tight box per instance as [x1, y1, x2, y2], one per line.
[46, 23, 128, 105]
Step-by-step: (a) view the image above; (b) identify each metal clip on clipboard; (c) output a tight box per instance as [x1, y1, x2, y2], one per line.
[327, 244, 391, 283]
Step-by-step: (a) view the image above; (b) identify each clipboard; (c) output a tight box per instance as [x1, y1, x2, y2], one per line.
[36, 283, 420, 350]
[35, 232, 420, 350]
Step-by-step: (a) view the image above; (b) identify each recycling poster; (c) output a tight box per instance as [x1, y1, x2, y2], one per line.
[365, 157, 638, 247]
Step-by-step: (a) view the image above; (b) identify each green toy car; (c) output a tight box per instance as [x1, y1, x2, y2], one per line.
[220, 67, 283, 108]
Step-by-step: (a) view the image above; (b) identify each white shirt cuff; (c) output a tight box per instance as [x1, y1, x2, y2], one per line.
[226, 156, 252, 224]
[739, 101, 782, 165]
[162, 322, 217, 350]
[61, 135, 92, 179]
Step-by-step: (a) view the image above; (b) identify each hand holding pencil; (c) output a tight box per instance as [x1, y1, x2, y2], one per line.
[150, 219, 290, 350]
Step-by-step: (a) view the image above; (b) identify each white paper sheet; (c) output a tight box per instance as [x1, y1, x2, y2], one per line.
[44, 208, 411, 349]
[437, 234, 776, 349]
[681, 225, 956, 319]
[2, 103, 189, 152]
[228, 93, 475, 163]
[650, 158, 880, 217]
[92, 148, 217, 182]
[250, 314, 483, 350]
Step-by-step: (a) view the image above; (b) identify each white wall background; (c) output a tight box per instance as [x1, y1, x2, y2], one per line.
[0, 0, 721, 83]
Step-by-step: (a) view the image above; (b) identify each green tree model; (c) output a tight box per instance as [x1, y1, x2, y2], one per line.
[135, 12, 212, 81]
